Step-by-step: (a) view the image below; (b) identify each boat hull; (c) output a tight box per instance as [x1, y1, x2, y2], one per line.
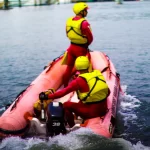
[0, 51, 121, 138]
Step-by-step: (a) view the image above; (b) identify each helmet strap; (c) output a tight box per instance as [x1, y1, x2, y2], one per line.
[78, 10, 85, 17]
[79, 69, 89, 74]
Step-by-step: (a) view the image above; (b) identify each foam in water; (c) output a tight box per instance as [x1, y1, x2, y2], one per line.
[118, 85, 141, 127]
[0, 107, 5, 114]
[132, 141, 150, 150]
[0, 128, 150, 150]
[47, 128, 93, 150]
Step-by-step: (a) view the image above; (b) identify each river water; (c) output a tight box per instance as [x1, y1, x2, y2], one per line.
[0, 1, 150, 150]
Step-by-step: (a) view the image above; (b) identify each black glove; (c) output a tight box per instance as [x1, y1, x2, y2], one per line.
[39, 92, 48, 101]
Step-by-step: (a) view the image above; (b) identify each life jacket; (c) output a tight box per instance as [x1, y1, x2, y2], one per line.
[77, 70, 109, 104]
[66, 17, 88, 44]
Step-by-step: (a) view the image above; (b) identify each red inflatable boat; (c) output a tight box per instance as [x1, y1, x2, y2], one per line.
[0, 51, 121, 138]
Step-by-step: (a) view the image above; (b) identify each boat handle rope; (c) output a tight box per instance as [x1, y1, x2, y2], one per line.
[102, 52, 120, 80]
[45, 51, 65, 73]
[101, 53, 123, 95]
[10, 86, 30, 111]
[103, 53, 121, 92]
[45, 50, 93, 73]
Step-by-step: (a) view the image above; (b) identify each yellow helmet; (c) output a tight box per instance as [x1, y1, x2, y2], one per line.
[75, 56, 90, 70]
[73, 2, 89, 15]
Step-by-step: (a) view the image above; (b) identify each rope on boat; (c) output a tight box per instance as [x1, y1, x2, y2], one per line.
[10, 86, 30, 111]
[45, 51, 65, 73]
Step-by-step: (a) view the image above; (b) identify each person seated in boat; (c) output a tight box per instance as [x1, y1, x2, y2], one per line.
[24, 97, 67, 136]
[62, 2, 93, 87]
[39, 56, 110, 128]
[24, 101, 67, 136]
[23, 89, 54, 136]
[33, 89, 54, 119]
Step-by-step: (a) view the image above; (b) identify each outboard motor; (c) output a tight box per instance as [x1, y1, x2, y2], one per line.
[46, 102, 66, 137]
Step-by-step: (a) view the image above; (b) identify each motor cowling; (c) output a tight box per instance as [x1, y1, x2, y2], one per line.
[46, 102, 66, 136]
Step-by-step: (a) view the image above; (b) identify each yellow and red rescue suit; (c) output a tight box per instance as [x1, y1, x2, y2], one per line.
[77, 70, 109, 103]
[48, 70, 109, 127]
[62, 16, 93, 87]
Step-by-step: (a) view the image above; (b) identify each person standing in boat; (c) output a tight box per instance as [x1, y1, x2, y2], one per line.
[39, 56, 109, 128]
[62, 2, 93, 87]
